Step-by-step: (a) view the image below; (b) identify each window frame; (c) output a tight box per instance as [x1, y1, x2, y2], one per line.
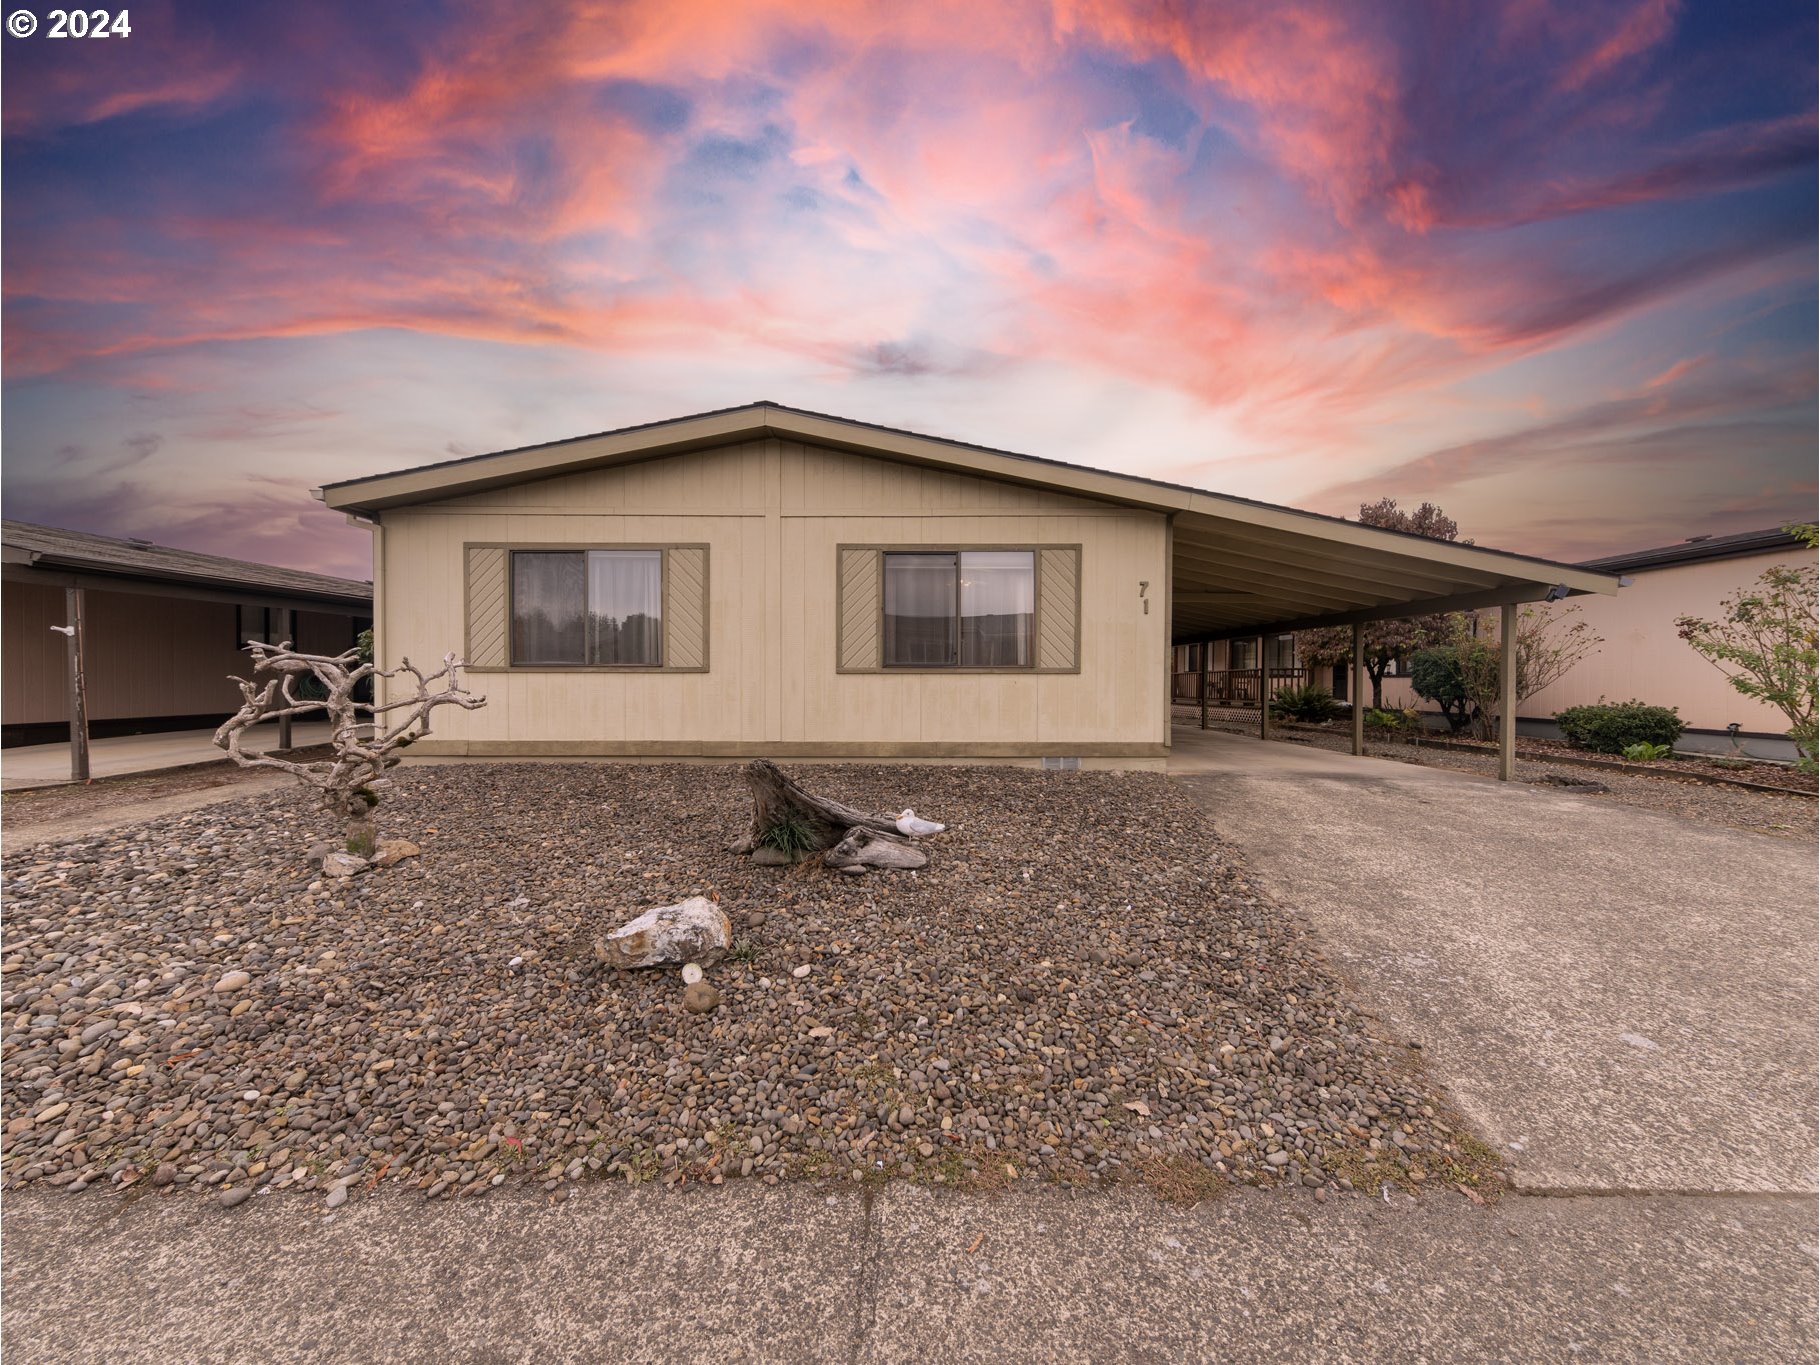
[839, 542, 1079, 676]
[468, 542, 708, 674]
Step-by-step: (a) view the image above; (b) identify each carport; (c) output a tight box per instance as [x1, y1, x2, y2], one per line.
[1165, 497, 1624, 779]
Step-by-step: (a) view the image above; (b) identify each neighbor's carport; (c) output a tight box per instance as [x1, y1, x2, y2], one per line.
[1165, 498, 1623, 779]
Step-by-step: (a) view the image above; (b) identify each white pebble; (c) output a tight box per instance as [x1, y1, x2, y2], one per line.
[792, 965, 811, 979]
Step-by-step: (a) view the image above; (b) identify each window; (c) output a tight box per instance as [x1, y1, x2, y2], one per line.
[883, 551, 1034, 668]
[1229, 639, 1257, 671]
[511, 550, 663, 666]
[237, 605, 278, 647]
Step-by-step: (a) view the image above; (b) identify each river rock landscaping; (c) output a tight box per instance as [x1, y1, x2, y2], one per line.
[0, 763, 1487, 1207]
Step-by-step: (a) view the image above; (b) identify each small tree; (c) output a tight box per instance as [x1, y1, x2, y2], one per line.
[1412, 606, 1601, 739]
[214, 641, 486, 857]
[1408, 644, 1480, 733]
[1676, 524, 1818, 771]
[1298, 497, 1469, 707]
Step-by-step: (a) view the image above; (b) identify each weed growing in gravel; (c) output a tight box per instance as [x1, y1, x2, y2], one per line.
[727, 939, 758, 963]
[618, 1143, 660, 1185]
[783, 1149, 834, 1178]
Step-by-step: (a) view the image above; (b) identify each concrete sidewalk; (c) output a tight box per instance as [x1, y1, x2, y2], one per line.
[2, 722, 333, 791]
[1170, 725, 1819, 1195]
[2, 1182, 1812, 1364]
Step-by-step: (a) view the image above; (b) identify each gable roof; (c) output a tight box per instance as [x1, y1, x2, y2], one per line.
[317, 401, 1621, 640]
[2, 520, 372, 607]
[1580, 526, 1810, 574]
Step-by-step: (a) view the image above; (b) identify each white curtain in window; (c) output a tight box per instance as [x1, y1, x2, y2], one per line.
[959, 551, 1033, 666]
[884, 553, 958, 665]
[588, 551, 663, 665]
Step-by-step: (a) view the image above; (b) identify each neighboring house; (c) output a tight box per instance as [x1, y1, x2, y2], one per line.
[318, 402, 1619, 768]
[2, 521, 372, 747]
[1378, 526, 1814, 756]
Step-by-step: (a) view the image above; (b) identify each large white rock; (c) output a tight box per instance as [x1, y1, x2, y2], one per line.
[597, 897, 731, 970]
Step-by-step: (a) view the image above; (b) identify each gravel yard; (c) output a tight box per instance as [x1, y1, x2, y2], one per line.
[1176, 712, 1815, 840]
[0, 763, 1488, 1208]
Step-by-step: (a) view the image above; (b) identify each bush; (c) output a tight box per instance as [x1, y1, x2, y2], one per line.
[1365, 707, 1420, 735]
[1621, 741, 1674, 762]
[1408, 646, 1481, 733]
[1555, 700, 1684, 754]
[1269, 684, 1341, 723]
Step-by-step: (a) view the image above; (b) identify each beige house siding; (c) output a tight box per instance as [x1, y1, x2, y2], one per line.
[376, 437, 1169, 758]
[1380, 547, 1814, 733]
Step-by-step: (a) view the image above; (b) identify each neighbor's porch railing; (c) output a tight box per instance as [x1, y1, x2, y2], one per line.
[1171, 668, 1305, 707]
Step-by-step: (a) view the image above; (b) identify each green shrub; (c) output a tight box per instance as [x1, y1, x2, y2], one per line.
[1555, 700, 1684, 754]
[1269, 684, 1341, 723]
[1621, 741, 1674, 762]
[1408, 647, 1480, 733]
[1365, 707, 1419, 735]
[757, 810, 819, 860]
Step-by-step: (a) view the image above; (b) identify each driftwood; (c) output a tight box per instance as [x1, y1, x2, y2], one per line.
[824, 827, 928, 873]
[214, 641, 485, 856]
[731, 759, 936, 874]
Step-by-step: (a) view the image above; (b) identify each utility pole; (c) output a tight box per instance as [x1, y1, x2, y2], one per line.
[65, 587, 90, 782]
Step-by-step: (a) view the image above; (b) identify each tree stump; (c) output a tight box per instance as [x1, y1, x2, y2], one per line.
[731, 759, 903, 855]
[731, 759, 938, 874]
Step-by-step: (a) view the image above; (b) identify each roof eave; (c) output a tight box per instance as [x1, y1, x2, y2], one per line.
[320, 402, 1620, 597]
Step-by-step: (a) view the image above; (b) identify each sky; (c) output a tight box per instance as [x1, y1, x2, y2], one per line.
[2, 0, 1815, 581]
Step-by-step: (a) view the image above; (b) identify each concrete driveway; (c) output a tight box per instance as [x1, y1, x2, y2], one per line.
[1170, 726, 1818, 1196]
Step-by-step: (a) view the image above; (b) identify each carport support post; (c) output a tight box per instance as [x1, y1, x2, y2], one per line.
[65, 587, 90, 783]
[1498, 601, 1517, 781]
[1198, 642, 1209, 731]
[1351, 623, 1365, 757]
[1257, 634, 1270, 737]
[276, 608, 295, 751]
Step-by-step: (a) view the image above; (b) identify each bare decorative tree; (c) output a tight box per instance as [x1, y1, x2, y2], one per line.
[214, 641, 486, 857]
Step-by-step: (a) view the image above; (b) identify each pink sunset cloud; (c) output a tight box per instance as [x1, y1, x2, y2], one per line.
[1, 0, 1812, 575]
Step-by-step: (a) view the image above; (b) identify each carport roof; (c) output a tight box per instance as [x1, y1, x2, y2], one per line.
[316, 401, 1620, 642]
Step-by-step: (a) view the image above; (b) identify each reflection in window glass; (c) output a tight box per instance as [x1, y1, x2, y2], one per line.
[512, 552, 587, 663]
[884, 553, 958, 666]
[959, 551, 1033, 667]
[883, 550, 1035, 668]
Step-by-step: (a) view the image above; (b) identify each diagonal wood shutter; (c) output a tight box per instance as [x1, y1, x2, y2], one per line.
[664, 546, 709, 671]
[837, 548, 882, 671]
[1037, 547, 1080, 671]
[465, 547, 508, 667]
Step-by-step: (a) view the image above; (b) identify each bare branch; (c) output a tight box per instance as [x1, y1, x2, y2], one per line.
[214, 641, 488, 856]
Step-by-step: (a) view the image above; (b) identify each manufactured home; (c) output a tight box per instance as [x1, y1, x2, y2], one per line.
[318, 403, 1621, 769]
